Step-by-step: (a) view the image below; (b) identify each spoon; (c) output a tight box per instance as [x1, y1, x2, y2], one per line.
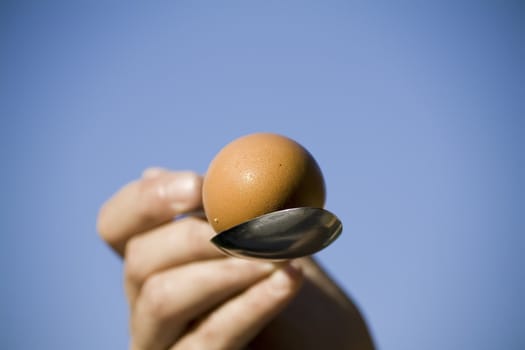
[210, 207, 343, 261]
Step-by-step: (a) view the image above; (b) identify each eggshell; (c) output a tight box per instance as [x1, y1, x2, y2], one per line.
[203, 132, 325, 233]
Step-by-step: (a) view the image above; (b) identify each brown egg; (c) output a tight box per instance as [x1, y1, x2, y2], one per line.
[203, 132, 326, 233]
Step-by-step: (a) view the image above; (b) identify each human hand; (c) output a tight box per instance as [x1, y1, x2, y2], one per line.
[97, 169, 304, 350]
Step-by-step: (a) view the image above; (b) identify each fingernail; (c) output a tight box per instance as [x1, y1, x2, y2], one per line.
[269, 263, 302, 294]
[161, 172, 202, 212]
[142, 167, 166, 179]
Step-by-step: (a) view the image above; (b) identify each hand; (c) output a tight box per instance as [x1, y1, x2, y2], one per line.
[98, 168, 375, 350]
[97, 169, 303, 350]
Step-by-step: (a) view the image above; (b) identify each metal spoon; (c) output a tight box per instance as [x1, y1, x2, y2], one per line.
[210, 207, 343, 261]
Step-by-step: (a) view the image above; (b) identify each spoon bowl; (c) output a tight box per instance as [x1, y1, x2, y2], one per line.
[210, 207, 342, 261]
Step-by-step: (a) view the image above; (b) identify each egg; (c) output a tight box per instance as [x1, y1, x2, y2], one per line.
[203, 132, 326, 233]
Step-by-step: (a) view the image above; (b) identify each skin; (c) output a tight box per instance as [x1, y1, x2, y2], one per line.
[97, 168, 375, 350]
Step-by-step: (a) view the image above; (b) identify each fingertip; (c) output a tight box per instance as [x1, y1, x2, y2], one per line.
[267, 262, 304, 297]
[140, 169, 203, 213]
[96, 170, 204, 257]
[165, 171, 203, 213]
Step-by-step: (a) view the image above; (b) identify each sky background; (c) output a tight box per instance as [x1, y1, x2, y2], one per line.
[1, 1, 523, 349]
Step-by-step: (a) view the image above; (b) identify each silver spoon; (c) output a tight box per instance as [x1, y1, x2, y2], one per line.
[210, 207, 343, 261]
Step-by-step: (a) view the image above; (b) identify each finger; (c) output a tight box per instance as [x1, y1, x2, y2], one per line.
[172, 263, 303, 350]
[130, 258, 276, 350]
[124, 217, 224, 306]
[97, 170, 202, 255]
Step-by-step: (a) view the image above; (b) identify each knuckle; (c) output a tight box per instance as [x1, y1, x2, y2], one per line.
[96, 204, 123, 253]
[124, 237, 146, 284]
[139, 274, 173, 321]
[96, 202, 113, 242]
